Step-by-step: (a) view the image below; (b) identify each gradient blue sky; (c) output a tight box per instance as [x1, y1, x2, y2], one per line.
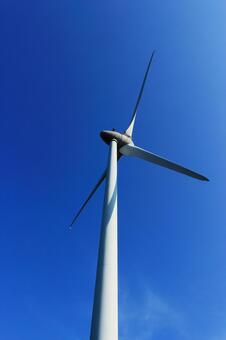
[0, 1, 226, 339]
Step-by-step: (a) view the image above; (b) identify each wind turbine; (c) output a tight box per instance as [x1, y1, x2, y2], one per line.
[69, 51, 209, 340]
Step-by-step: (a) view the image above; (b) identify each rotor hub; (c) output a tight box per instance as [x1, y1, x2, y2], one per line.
[100, 130, 132, 147]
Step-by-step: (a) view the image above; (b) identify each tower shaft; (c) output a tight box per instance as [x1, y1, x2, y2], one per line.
[90, 139, 118, 340]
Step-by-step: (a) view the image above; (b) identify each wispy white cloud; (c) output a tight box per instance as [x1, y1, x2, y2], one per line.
[119, 286, 188, 340]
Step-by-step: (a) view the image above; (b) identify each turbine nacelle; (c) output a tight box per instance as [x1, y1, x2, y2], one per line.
[100, 130, 132, 147]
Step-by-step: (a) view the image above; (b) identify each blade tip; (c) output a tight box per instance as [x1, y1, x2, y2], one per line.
[151, 50, 155, 59]
[200, 175, 209, 181]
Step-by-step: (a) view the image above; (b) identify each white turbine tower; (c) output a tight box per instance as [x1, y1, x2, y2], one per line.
[69, 51, 209, 340]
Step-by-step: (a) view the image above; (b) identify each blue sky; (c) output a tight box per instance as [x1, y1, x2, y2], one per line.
[0, 1, 226, 339]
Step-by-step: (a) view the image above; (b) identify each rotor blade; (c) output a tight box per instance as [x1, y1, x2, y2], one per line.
[69, 170, 107, 228]
[120, 144, 209, 181]
[125, 51, 155, 138]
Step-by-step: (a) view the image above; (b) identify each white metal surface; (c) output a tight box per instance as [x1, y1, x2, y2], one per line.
[119, 144, 209, 181]
[90, 139, 118, 340]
